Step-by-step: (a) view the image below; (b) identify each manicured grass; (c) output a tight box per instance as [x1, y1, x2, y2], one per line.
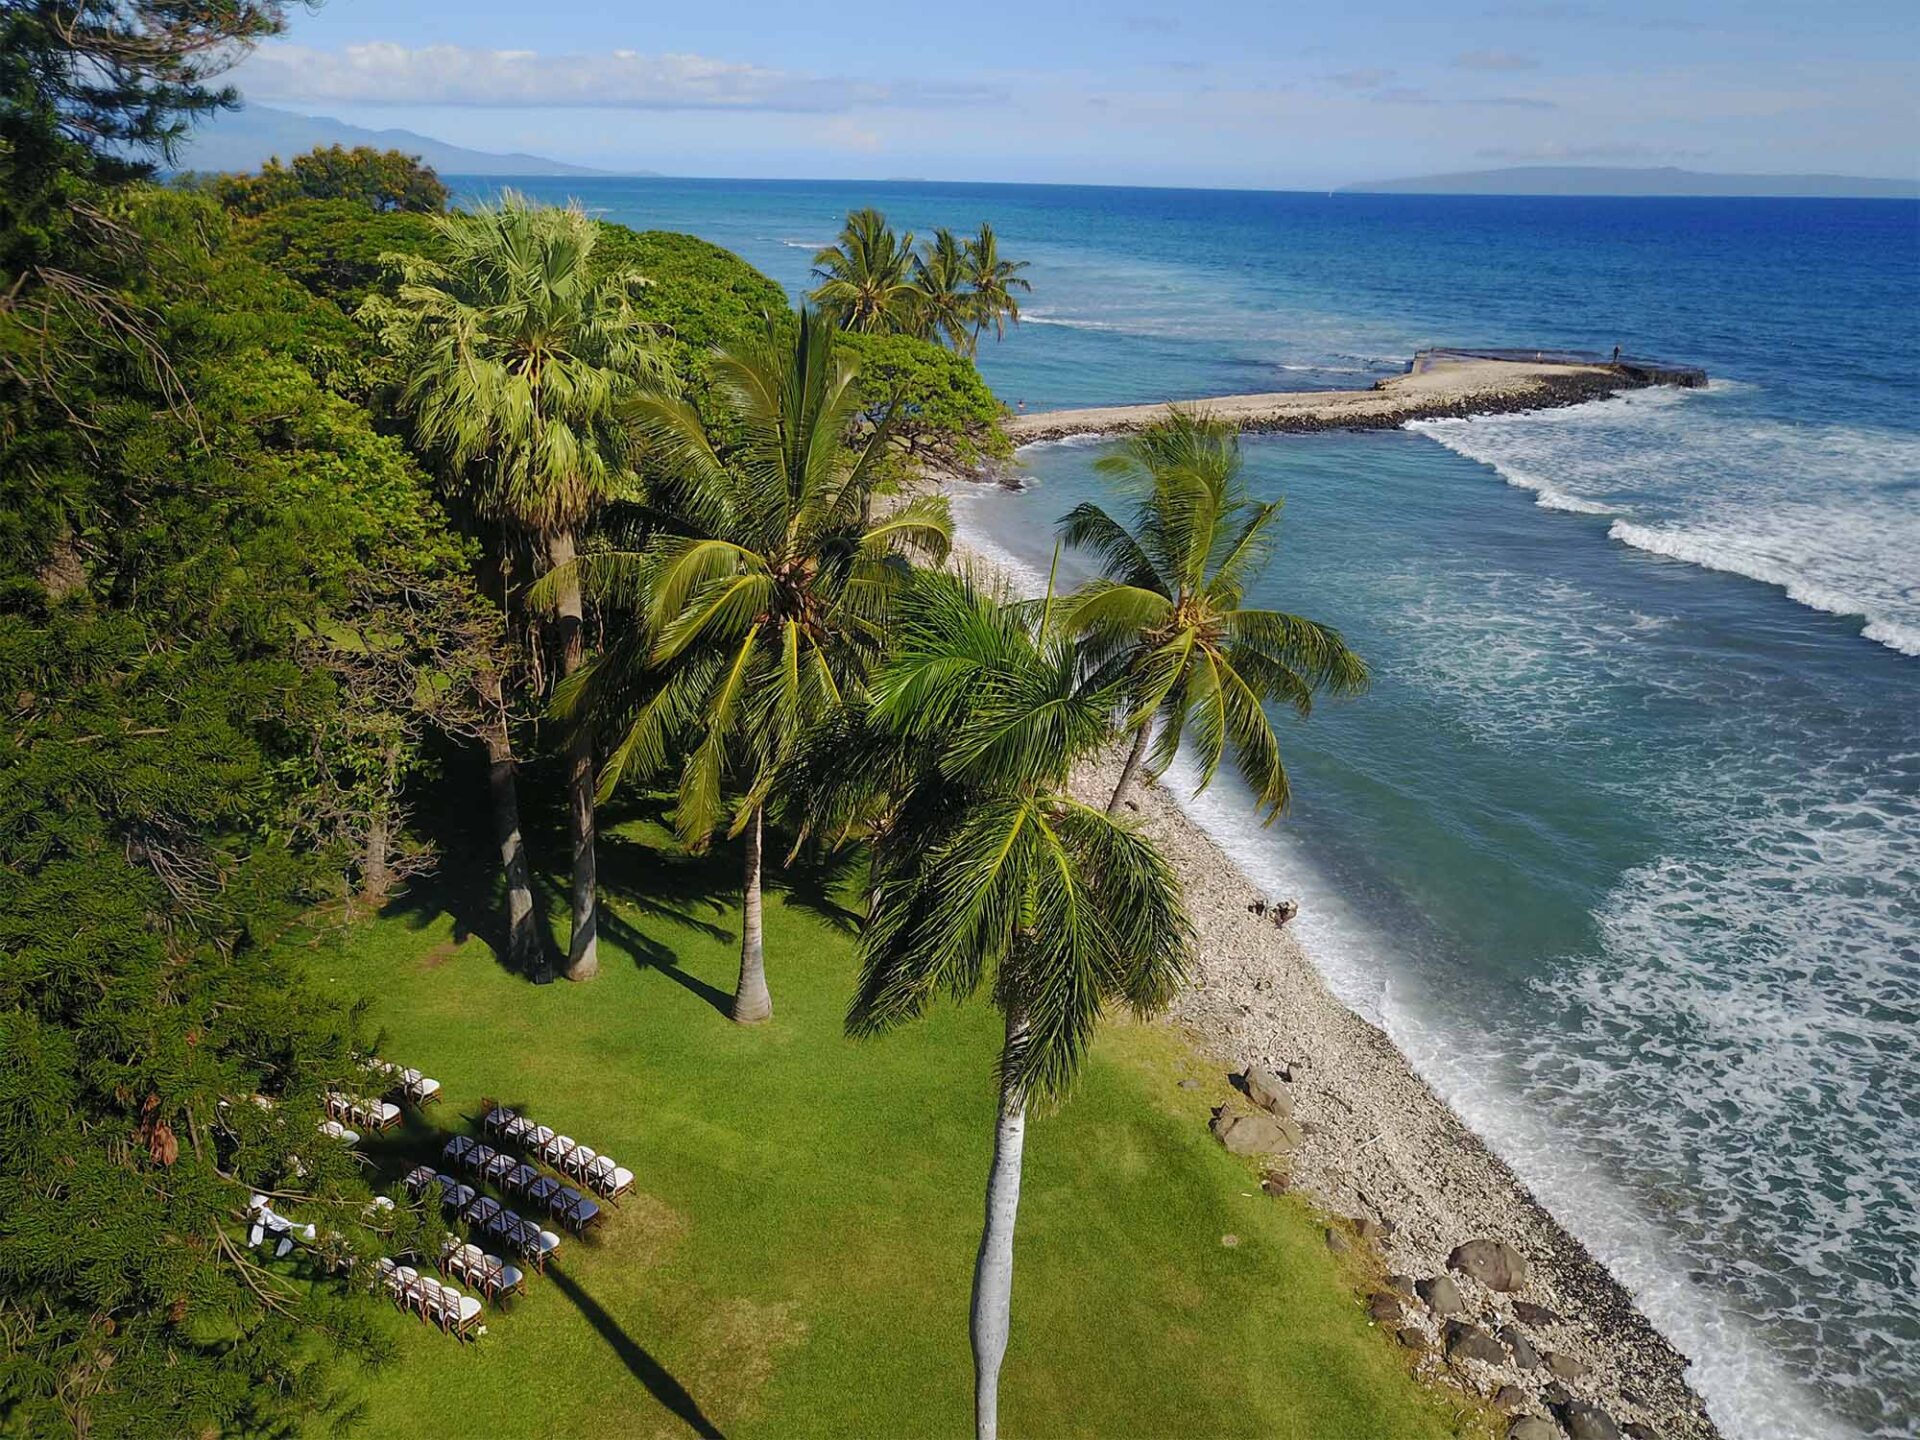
[303, 802, 1487, 1439]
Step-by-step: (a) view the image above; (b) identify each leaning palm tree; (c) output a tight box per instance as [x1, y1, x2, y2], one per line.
[913, 227, 978, 356]
[962, 222, 1030, 349]
[810, 207, 923, 336]
[848, 567, 1191, 1440]
[1058, 409, 1369, 817]
[550, 307, 951, 1023]
[361, 191, 670, 982]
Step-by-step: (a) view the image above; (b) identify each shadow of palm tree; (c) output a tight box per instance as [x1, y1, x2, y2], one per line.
[546, 1263, 726, 1439]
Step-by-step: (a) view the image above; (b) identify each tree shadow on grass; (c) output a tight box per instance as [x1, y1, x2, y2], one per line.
[546, 1263, 726, 1439]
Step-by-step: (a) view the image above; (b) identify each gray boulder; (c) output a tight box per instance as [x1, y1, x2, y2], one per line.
[1443, 1321, 1508, 1365]
[1623, 1425, 1659, 1440]
[1448, 1238, 1530, 1292]
[1562, 1401, 1622, 1440]
[1416, 1274, 1466, 1315]
[1546, 1351, 1590, 1381]
[1387, 1272, 1417, 1296]
[1239, 1065, 1294, 1117]
[1513, 1300, 1562, 1327]
[1500, 1324, 1543, 1370]
[1210, 1107, 1302, 1156]
[1509, 1419, 1559, 1440]
[1367, 1292, 1404, 1324]
[1396, 1327, 1428, 1350]
[1493, 1385, 1530, 1412]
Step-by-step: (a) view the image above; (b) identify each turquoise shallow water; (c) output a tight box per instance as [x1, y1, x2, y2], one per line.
[460, 178, 1920, 1438]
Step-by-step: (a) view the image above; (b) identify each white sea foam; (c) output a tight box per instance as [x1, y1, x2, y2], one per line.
[1157, 749, 1862, 1440]
[1529, 764, 1920, 1439]
[1408, 386, 1920, 657]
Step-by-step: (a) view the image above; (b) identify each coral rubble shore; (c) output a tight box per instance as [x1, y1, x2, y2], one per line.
[1094, 747, 1721, 1440]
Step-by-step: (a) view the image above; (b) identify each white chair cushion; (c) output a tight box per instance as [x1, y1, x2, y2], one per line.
[499, 1264, 524, 1289]
[612, 1166, 634, 1189]
[457, 1296, 482, 1322]
[535, 1230, 561, 1254]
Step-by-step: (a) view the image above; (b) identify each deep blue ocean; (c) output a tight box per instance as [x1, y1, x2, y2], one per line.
[458, 178, 1920, 1439]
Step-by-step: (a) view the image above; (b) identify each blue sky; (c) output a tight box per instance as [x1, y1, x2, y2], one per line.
[227, 0, 1920, 186]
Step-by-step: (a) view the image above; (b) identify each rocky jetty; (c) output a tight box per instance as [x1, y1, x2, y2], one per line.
[1002, 354, 1701, 447]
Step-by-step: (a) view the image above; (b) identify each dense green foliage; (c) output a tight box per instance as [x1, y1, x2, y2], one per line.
[237, 197, 446, 309]
[0, 180, 481, 1436]
[211, 144, 450, 215]
[839, 330, 1011, 477]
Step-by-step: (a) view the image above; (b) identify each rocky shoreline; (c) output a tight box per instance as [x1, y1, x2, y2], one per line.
[1002, 357, 1669, 446]
[1094, 748, 1721, 1440]
[937, 506, 1726, 1440]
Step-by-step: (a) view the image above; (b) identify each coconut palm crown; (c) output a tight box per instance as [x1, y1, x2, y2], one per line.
[963, 222, 1030, 346]
[810, 207, 923, 336]
[549, 307, 951, 1021]
[845, 565, 1192, 1440]
[1058, 408, 1369, 818]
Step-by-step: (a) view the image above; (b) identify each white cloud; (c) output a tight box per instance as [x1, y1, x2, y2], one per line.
[231, 42, 997, 112]
[1452, 49, 1541, 72]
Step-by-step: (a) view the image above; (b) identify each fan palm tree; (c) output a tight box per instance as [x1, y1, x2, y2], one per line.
[1058, 409, 1369, 817]
[913, 227, 978, 356]
[550, 308, 951, 1023]
[810, 207, 923, 336]
[963, 222, 1030, 348]
[848, 567, 1192, 1440]
[361, 191, 670, 982]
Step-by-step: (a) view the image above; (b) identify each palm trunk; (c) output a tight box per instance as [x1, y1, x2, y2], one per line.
[732, 806, 772, 1024]
[481, 671, 544, 981]
[549, 530, 598, 983]
[1106, 721, 1153, 815]
[971, 1006, 1030, 1440]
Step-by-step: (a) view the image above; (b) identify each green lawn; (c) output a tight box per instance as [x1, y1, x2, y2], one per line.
[303, 801, 1487, 1440]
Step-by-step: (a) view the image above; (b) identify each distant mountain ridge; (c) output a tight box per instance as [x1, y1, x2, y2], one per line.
[172, 104, 636, 178]
[1341, 165, 1918, 199]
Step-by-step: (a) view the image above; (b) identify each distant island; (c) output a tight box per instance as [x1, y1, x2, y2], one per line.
[172, 103, 636, 178]
[1340, 165, 1918, 199]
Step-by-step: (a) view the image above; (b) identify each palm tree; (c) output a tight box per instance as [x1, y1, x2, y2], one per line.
[962, 222, 1030, 348]
[810, 208, 923, 336]
[1058, 409, 1369, 817]
[848, 567, 1191, 1440]
[913, 227, 978, 356]
[550, 308, 951, 1023]
[362, 191, 669, 982]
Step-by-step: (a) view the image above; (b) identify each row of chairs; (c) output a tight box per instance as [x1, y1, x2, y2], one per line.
[365, 1059, 443, 1107]
[403, 1165, 563, 1271]
[441, 1238, 526, 1302]
[325, 1090, 401, 1134]
[443, 1135, 602, 1233]
[480, 1107, 634, 1204]
[376, 1257, 485, 1339]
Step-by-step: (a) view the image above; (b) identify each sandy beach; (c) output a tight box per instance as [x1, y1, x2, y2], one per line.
[1003, 355, 1673, 445]
[942, 512, 1724, 1440]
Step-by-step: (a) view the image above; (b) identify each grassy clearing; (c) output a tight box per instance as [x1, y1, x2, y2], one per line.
[302, 798, 1486, 1439]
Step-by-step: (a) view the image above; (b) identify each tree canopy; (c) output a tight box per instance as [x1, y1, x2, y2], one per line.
[210, 143, 451, 215]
